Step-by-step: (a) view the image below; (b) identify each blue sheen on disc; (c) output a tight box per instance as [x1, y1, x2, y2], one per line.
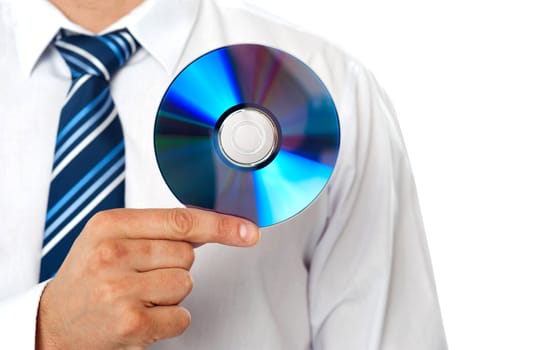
[154, 44, 340, 227]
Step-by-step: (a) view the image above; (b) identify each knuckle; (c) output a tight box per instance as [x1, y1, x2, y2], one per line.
[84, 209, 121, 239]
[118, 308, 150, 339]
[138, 240, 153, 257]
[170, 209, 193, 235]
[216, 216, 235, 242]
[171, 269, 193, 292]
[181, 270, 194, 293]
[175, 309, 192, 335]
[88, 210, 115, 227]
[92, 240, 127, 267]
[96, 279, 125, 304]
[181, 243, 195, 267]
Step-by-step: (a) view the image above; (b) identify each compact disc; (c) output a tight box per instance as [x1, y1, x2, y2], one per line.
[154, 44, 340, 227]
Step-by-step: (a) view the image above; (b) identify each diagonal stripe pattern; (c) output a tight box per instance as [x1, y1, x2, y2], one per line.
[40, 29, 140, 282]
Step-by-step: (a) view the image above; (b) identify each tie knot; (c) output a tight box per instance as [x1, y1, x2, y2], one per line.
[55, 29, 140, 81]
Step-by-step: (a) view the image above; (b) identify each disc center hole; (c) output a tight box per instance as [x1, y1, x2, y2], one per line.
[233, 122, 264, 154]
[217, 107, 278, 168]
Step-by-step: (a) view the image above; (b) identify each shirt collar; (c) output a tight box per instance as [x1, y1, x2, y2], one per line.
[12, 0, 201, 78]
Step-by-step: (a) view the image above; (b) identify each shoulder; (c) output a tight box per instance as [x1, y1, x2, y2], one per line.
[0, 1, 19, 84]
[183, 0, 374, 102]
[187, 1, 362, 72]
[0, 1, 15, 53]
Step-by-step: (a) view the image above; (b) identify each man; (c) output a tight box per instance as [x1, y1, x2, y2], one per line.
[0, 0, 447, 349]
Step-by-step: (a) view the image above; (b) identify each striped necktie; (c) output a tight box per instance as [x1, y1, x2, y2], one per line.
[40, 29, 140, 281]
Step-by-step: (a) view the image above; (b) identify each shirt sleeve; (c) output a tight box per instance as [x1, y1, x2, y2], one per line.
[0, 282, 48, 349]
[308, 60, 447, 349]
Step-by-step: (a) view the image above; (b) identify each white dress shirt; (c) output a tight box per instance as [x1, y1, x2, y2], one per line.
[0, 0, 447, 349]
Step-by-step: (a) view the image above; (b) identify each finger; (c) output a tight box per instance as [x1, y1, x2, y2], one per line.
[118, 239, 195, 272]
[88, 208, 260, 246]
[138, 268, 193, 306]
[146, 306, 191, 341]
[118, 306, 191, 345]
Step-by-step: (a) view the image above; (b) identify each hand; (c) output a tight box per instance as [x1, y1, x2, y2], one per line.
[35, 208, 259, 350]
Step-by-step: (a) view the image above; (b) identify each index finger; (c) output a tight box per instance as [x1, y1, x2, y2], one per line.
[87, 208, 260, 247]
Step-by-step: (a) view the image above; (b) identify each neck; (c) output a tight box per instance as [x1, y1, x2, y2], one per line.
[49, 0, 144, 33]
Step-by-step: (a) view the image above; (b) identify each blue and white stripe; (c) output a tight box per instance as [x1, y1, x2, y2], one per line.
[40, 29, 140, 281]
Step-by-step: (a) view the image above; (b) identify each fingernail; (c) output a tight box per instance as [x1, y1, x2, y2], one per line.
[239, 223, 256, 243]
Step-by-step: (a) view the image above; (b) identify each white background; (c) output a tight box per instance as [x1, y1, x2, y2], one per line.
[245, 0, 546, 349]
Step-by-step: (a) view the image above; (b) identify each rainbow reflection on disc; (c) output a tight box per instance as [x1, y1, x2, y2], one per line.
[154, 44, 340, 227]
